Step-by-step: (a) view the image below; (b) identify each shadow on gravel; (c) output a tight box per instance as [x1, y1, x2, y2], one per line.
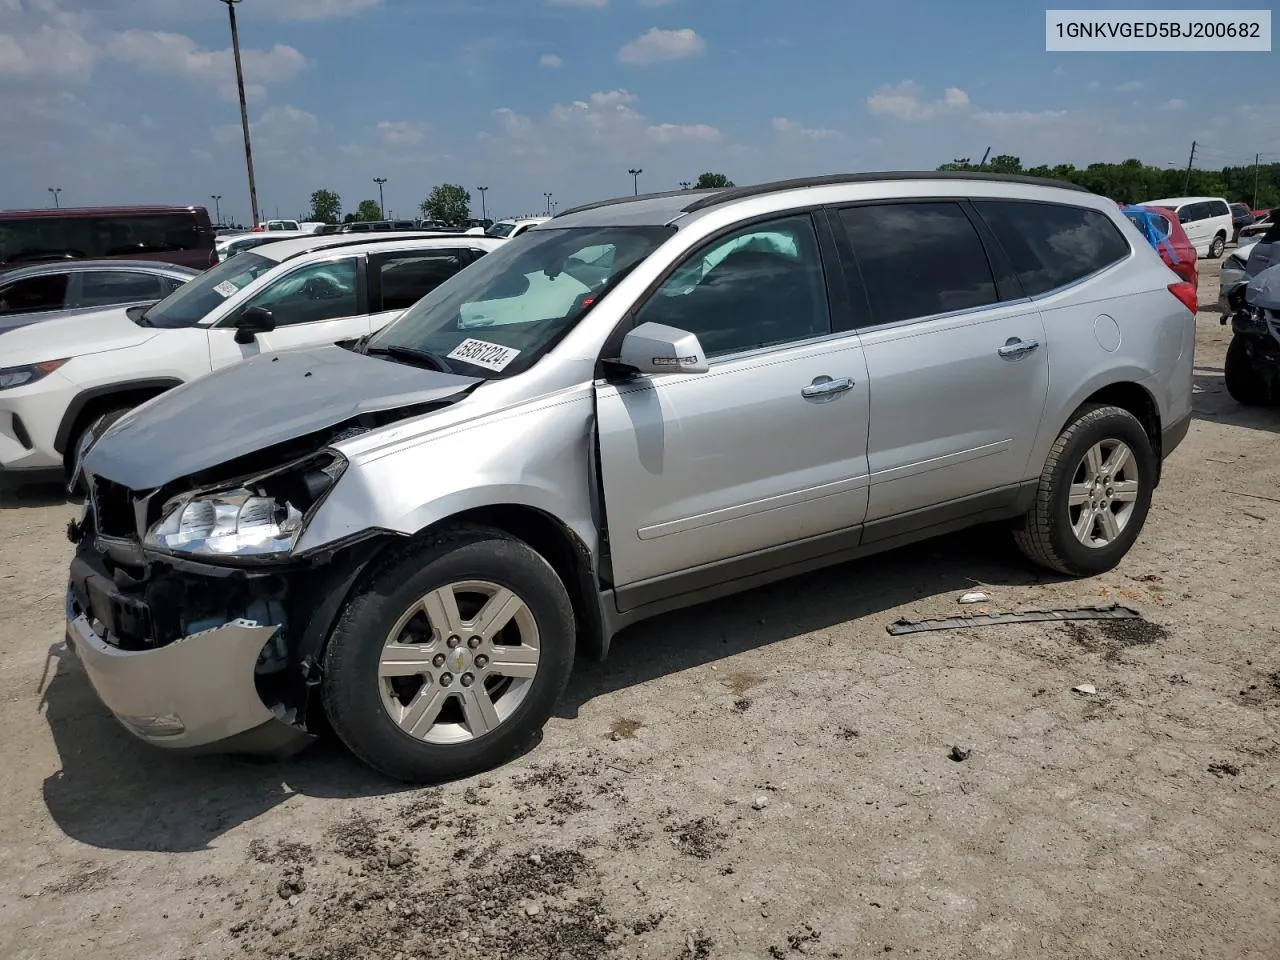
[558, 528, 1063, 720]
[38, 527, 1052, 852]
[1193, 365, 1280, 436]
[0, 480, 74, 510]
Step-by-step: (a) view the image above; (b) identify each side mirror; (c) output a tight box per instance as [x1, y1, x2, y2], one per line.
[234, 306, 275, 344]
[618, 321, 709, 376]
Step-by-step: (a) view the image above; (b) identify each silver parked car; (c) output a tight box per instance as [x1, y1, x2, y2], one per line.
[0, 260, 196, 333]
[67, 172, 1195, 782]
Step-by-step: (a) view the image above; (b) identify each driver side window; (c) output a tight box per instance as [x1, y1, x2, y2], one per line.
[242, 258, 359, 327]
[631, 215, 830, 358]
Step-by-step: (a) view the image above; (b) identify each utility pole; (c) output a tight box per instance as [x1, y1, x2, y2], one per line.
[979, 146, 991, 166]
[221, 0, 260, 228]
[1182, 140, 1197, 194]
[543, 192, 553, 216]
[628, 168, 643, 195]
[210, 194, 222, 227]
[47, 187, 62, 208]
[477, 186, 488, 222]
[1253, 153, 1261, 209]
[373, 177, 388, 218]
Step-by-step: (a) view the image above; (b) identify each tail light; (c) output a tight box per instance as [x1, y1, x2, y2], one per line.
[1168, 281, 1198, 315]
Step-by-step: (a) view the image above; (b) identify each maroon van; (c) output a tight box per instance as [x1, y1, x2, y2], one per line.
[0, 206, 217, 271]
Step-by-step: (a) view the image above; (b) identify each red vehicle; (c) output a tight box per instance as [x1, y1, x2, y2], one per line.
[0, 206, 216, 270]
[1122, 203, 1198, 289]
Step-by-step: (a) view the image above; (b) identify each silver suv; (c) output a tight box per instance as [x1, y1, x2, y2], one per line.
[66, 173, 1195, 782]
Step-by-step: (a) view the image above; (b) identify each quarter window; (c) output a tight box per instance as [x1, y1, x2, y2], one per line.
[838, 202, 998, 326]
[241, 258, 359, 327]
[974, 200, 1130, 296]
[633, 215, 831, 358]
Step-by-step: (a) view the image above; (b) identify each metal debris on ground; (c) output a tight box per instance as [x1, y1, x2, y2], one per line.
[1071, 684, 1097, 696]
[958, 591, 991, 604]
[886, 604, 1142, 635]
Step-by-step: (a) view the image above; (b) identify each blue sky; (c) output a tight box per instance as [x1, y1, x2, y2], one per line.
[1, 0, 1274, 223]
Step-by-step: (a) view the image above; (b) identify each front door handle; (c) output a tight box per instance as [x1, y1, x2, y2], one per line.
[997, 337, 1040, 360]
[801, 376, 855, 398]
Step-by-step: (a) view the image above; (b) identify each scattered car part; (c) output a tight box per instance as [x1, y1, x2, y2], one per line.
[886, 604, 1142, 635]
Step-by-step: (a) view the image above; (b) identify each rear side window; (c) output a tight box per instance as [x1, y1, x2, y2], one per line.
[1210, 200, 1231, 218]
[1179, 202, 1207, 223]
[838, 202, 998, 326]
[0, 213, 209, 265]
[0, 273, 69, 314]
[79, 271, 163, 307]
[375, 251, 467, 311]
[974, 200, 1130, 297]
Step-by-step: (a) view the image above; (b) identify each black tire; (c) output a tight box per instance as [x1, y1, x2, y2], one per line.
[1208, 233, 1226, 259]
[321, 523, 575, 783]
[1224, 335, 1271, 405]
[65, 406, 132, 490]
[1013, 404, 1157, 576]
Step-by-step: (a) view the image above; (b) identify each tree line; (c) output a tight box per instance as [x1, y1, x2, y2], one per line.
[937, 155, 1279, 209]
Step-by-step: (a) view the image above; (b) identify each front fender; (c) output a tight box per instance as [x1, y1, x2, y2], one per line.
[294, 389, 599, 559]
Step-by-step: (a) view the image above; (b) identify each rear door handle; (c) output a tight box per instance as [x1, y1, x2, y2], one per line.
[997, 337, 1040, 360]
[801, 376, 855, 398]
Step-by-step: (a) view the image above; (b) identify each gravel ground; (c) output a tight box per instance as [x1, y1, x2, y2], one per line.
[1, 259, 1277, 959]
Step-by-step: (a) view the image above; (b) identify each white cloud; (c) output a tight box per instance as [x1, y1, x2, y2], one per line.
[647, 122, 721, 144]
[1117, 79, 1144, 92]
[866, 81, 969, 120]
[266, 0, 382, 20]
[105, 30, 306, 101]
[618, 27, 705, 65]
[539, 53, 563, 68]
[772, 116, 840, 141]
[0, 23, 95, 80]
[212, 104, 319, 149]
[377, 120, 427, 146]
[1163, 98, 1186, 111]
[971, 109, 1070, 125]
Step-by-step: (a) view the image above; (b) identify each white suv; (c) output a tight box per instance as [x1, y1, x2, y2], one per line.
[1141, 196, 1233, 259]
[0, 234, 503, 484]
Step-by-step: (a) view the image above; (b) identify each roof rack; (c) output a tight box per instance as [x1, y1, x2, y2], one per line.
[555, 187, 720, 219]
[283, 231, 470, 261]
[680, 171, 1090, 213]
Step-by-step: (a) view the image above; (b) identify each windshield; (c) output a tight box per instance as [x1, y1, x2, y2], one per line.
[141, 251, 275, 328]
[485, 221, 518, 238]
[367, 225, 672, 377]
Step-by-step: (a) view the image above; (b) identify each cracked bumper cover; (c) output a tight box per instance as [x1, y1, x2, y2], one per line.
[65, 589, 313, 755]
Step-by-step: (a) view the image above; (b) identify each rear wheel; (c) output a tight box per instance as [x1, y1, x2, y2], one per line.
[1013, 404, 1156, 576]
[322, 524, 575, 783]
[1224, 335, 1272, 405]
[1208, 233, 1226, 259]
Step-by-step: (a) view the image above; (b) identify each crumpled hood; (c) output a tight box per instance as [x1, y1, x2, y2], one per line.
[0, 305, 155, 364]
[84, 345, 482, 490]
[1247, 262, 1280, 312]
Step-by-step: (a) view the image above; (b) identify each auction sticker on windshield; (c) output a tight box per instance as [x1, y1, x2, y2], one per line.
[213, 280, 240, 298]
[447, 338, 522, 372]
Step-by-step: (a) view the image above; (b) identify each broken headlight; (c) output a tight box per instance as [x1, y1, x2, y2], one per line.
[144, 453, 345, 559]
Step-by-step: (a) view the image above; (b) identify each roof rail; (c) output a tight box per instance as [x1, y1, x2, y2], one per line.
[555, 187, 720, 219]
[679, 171, 1090, 213]
[283, 231, 469, 261]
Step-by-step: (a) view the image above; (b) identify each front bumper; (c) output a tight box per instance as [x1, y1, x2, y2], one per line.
[65, 581, 313, 756]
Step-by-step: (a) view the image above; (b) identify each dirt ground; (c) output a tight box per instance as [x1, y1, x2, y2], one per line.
[1, 258, 1277, 960]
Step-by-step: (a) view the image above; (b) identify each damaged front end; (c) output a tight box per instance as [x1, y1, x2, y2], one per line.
[65, 426, 394, 756]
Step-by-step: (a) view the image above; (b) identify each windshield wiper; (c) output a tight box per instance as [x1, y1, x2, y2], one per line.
[364, 344, 453, 373]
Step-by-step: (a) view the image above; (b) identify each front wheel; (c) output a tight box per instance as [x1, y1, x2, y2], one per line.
[1224, 335, 1272, 405]
[1208, 233, 1226, 259]
[1013, 404, 1156, 576]
[321, 524, 575, 783]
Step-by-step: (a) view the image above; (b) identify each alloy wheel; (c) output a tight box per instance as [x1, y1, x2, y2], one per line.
[1067, 439, 1140, 547]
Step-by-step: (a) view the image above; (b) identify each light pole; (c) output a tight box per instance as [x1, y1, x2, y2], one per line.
[48, 187, 62, 208]
[543, 192, 553, 216]
[210, 194, 222, 226]
[477, 186, 488, 222]
[373, 177, 387, 218]
[220, 0, 260, 228]
[628, 168, 643, 195]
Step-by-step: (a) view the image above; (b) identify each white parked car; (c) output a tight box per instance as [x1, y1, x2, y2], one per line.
[484, 217, 550, 240]
[1140, 196, 1233, 259]
[0, 234, 503, 484]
